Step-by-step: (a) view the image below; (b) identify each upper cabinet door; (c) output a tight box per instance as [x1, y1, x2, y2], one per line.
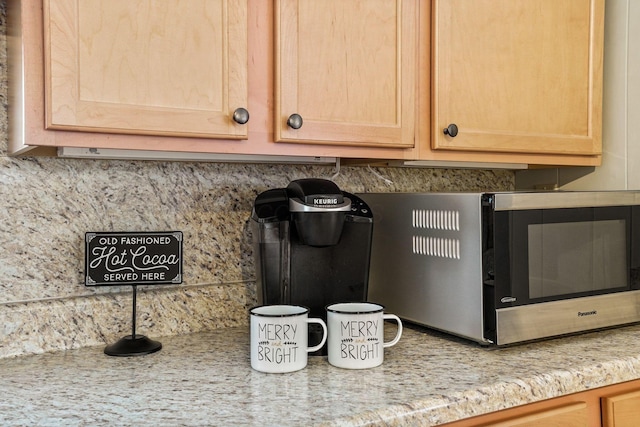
[432, 0, 604, 155]
[275, 0, 417, 148]
[44, 0, 248, 139]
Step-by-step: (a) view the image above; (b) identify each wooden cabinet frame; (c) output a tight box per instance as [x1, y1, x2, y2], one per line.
[7, 0, 604, 167]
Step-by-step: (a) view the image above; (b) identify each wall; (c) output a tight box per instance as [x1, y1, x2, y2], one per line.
[0, 1, 514, 358]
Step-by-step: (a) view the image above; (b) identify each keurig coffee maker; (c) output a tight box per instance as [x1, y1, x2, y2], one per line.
[251, 178, 374, 354]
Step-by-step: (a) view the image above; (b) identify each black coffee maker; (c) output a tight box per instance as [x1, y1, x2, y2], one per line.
[251, 178, 374, 354]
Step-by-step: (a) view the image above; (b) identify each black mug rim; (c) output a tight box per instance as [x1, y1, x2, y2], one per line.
[250, 304, 310, 318]
[325, 301, 385, 315]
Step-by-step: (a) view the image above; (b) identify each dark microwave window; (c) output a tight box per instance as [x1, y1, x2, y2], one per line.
[527, 219, 627, 298]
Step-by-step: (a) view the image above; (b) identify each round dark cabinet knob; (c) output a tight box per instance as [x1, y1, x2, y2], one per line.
[443, 123, 459, 137]
[287, 114, 303, 130]
[232, 108, 250, 125]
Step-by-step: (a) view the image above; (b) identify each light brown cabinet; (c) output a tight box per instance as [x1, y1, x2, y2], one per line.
[441, 379, 640, 427]
[8, 1, 604, 167]
[45, 0, 249, 140]
[602, 389, 640, 427]
[430, 0, 604, 157]
[275, 0, 416, 149]
[10, 0, 417, 160]
[485, 402, 588, 427]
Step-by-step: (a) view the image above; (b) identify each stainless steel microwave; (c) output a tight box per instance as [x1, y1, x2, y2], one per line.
[358, 191, 640, 346]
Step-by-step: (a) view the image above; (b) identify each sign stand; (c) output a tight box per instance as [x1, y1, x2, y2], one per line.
[104, 285, 162, 356]
[85, 231, 183, 357]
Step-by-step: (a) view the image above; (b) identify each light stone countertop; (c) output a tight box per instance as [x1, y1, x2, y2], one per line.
[2, 324, 640, 426]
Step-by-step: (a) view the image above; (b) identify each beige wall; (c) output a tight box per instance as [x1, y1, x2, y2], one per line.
[0, 1, 514, 357]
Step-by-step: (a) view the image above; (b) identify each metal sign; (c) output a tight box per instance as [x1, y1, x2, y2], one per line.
[85, 231, 183, 286]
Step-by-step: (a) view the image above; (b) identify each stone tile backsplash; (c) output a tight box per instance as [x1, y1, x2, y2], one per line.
[0, 1, 514, 357]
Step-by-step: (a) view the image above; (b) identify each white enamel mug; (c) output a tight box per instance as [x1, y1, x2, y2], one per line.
[326, 302, 402, 369]
[250, 305, 327, 373]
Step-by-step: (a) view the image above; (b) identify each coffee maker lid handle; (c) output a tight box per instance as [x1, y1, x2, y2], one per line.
[286, 179, 344, 203]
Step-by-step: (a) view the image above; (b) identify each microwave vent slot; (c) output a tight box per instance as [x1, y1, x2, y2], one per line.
[412, 209, 460, 231]
[411, 209, 461, 259]
[412, 236, 460, 259]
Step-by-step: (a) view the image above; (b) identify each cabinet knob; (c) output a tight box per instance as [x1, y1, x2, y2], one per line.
[287, 114, 303, 129]
[232, 108, 250, 125]
[443, 123, 458, 137]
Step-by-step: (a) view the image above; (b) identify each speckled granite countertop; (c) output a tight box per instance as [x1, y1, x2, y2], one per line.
[2, 324, 640, 426]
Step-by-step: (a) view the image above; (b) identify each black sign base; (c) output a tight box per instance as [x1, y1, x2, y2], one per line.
[104, 285, 162, 357]
[104, 334, 162, 357]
